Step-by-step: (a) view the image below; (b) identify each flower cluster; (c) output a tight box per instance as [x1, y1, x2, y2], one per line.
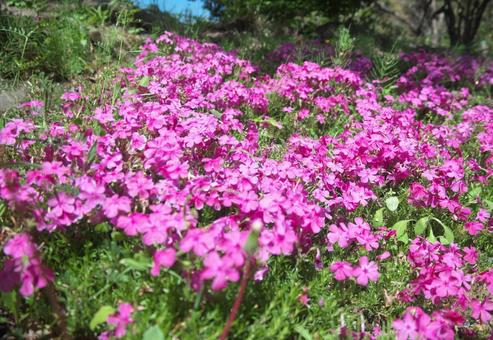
[267, 41, 372, 76]
[330, 256, 380, 286]
[0, 233, 53, 296]
[393, 306, 457, 340]
[0, 31, 492, 337]
[98, 303, 134, 339]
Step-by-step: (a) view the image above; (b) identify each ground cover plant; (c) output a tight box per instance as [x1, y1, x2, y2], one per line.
[1, 21, 493, 340]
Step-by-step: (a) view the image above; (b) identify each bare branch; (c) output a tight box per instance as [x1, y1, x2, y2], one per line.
[374, 1, 421, 35]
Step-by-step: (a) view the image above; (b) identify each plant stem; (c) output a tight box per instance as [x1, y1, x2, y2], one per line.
[219, 258, 254, 340]
[29, 230, 70, 338]
[43, 281, 71, 339]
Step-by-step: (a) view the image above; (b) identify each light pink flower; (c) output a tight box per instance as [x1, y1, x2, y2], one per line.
[352, 256, 379, 286]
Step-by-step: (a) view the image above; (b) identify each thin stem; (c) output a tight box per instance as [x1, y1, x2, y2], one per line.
[28, 230, 70, 339]
[219, 258, 255, 340]
[43, 281, 71, 339]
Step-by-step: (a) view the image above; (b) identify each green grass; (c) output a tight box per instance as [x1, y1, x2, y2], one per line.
[1, 2, 493, 339]
[3, 224, 409, 338]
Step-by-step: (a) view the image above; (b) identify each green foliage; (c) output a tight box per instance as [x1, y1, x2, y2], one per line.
[205, 0, 371, 29]
[1, 1, 493, 339]
[42, 17, 89, 79]
[392, 219, 412, 244]
[143, 325, 165, 340]
[385, 196, 399, 212]
[90, 305, 115, 330]
[6, 0, 46, 10]
[0, 15, 40, 86]
[0, 220, 408, 338]
[370, 50, 401, 94]
[331, 27, 355, 68]
[0, 13, 89, 81]
[373, 208, 385, 226]
[0, 1, 141, 83]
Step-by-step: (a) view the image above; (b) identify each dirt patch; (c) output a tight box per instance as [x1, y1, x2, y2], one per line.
[0, 83, 27, 112]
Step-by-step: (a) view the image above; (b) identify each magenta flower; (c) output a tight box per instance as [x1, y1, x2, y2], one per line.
[99, 303, 134, 339]
[254, 266, 269, 281]
[392, 310, 418, 340]
[298, 287, 310, 306]
[3, 30, 493, 334]
[201, 252, 240, 291]
[151, 248, 177, 277]
[327, 223, 351, 248]
[46, 192, 78, 226]
[330, 261, 353, 281]
[0, 119, 34, 145]
[103, 195, 132, 219]
[463, 246, 478, 264]
[464, 221, 483, 236]
[476, 208, 490, 223]
[20, 100, 44, 108]
[180, 229, 213, 257]
[3, 233, 36, 259]
[392, 306, 456, 340]
[61, 91, 81, 101]
[471, 299, 493, 323]
[352, 256, 379, 286]
[116, 213, 149, 236]
[0, 259, 20, 293]
[314, 248, 323, 271]
[1, 234, 53, 296]
[19, 258, 54, 296]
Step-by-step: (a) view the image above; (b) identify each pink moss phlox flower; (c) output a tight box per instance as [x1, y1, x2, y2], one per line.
[393, 306, 455, 340]
[61, 91, 81, 101]
[2, 31, 493, 324]
[1, 233, 53, 296]
[471, 298, 493, 323]
[330, 261, 353, 281]
[464, 221, 483, 236]
[201, 251, 240, 291]
[99, 303, 134, 339]
[352, 256, 379, 286]
[151, 248, 177, 277]
[463, 246, 478, 265]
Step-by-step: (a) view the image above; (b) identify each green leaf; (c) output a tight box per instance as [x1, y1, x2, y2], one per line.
[243, 229, 260, 256]
[95, 222, 111, 233]
[430, 217, 454, 244]
[484, 199, 493, 211]
[398, 232, 409, 244]
[210, 109, 222, 118]
[372, 208, 385, 226]
[92, 121, 104, 136]
[414, 217, 429, 235]
[294, 325, 312, 340]
[90, 305, 115, 330]
[392, 220, 412, 244]
[385, 196, 399, 212]
[1, 292, 17, 316]
[442, 225, 455, 244]
[265, 117, 282, 129]
[139, 76, 151, 87]
[427, 228, 437, 243]
[0, 201, 5, 219]
[437, 236, 448, 245]
[468, 185, 482, 198]
[111, 82, 122, 106]
[120, 253, 151, 271]
[143, 325, 165, 340]
[86, 142, 97, 165]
